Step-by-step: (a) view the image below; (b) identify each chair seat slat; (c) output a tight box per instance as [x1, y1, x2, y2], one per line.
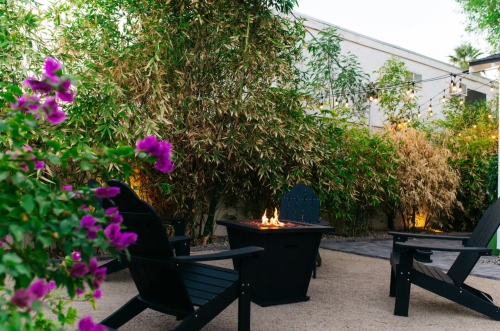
[180, 264, 239, 282]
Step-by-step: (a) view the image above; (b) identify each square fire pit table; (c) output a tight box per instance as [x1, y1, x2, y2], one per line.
[217, 219, 334, 307]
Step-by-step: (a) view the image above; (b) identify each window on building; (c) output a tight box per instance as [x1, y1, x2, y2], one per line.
[466, 90, 487, 104]
[408, 72, 422, 83]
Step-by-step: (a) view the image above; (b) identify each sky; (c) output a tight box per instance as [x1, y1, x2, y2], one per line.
[296, 0, 498, 79]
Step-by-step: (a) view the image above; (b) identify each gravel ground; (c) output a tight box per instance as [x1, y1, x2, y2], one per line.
[69, 249, 500, 331]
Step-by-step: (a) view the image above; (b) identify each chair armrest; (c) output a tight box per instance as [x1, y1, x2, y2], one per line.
[172, 247, 264, 264]
[389, 231, 469, 244]
[161, 217, 189, 236]
[395, 242, 491, 255]
[169, 236, 192, 245]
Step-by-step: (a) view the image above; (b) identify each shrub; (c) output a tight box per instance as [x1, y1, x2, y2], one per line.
[0, 57, 172, 329]
[388, 128, 460, 230]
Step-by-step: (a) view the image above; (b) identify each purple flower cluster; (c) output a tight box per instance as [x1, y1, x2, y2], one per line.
[6, 146, 44, 172]
[0, 236, 8, 248]
[10, 279, 56, 308]
[69, 257, 107, 290]
[136, 136, 175, 173]
[80, 215, 101, 240]
[16, 57, 76, 125]
[79, 316, 107, 331]
[9, 94, 40, 118]
[105, 207, 123, 223]
[95, 186, 120, 198]
[104, 222, 137, 251]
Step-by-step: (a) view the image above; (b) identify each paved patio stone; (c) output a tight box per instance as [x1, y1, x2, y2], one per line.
[320, 238, 500, 280]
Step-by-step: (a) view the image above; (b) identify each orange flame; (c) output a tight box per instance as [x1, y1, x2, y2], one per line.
[262, 208, 284, 227]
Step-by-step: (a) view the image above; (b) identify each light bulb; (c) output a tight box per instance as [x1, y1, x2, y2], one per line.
[491, 86, 494, 91]
[459, 86, 463, 93]
[410, 90, 415, 98]
[441, 95, 446, 103]
[460, 99, 464, 105]
[428, 105, 432, 111]
[417, 111, 421, 117]
[369, 96, 373, 101]
[429, 111, 433, 117]
[335, 99, 339, 106]
[320, 104, 324, 109]
[345, 101, 349, 107]
[488, 114, 492, 119]
[406, 89, 410, 95]
[473, 125, 477, 129]
[458, 133, 461, 136]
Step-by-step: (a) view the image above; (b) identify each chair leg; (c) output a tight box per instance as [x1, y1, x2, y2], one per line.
[390, 267, 397, 297]
[312, 264, 317, 279]
[238, 258, 252, 331]
[99, 295, 147, 329]
[316, 252, 322, 267]
[176, 242, 190, 256]
[394, 249, 413, 317]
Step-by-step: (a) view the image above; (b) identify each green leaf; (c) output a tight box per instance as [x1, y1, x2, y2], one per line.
[46, 140, 61, 152]
[3, 253, 23, 265]
[21, 194, 35, 214]
[80, 162, 91, 171]
[47, 154, 61, 165]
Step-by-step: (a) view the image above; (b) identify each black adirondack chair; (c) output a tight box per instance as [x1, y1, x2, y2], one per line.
[279, 184, 336, 279]
[98, 199, 264, 331]
[389, 199, 500, 320]
[88, 179, 192, 275]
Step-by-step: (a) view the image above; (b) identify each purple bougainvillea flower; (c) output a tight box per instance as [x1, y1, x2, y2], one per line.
[104, 223, 121, 240]
[60, 78, 72, 90]
[81, 215, 97, 228]
[109, 213, 123, 224]
[24, 145, 33, 151]
[0, 236, 7, 248]
[95, 186, 120, 198]
[29, 279, 50, 298]
[88, 258, 99, 273]
[156, 141, 172, 158]
[81, 204, 89, 211]
[10, 95, 42, 116]
[115, 232, 138, 250]
[35, 160, 44, 170]
[93, 288, 102, 299]
[19, 164, 28, 172]
[92, 267, 106, 289]
[76, 286, 86, 295]
[57, 89, 76, 103]
[43, 57, 62, 84]
[87, 225, 101, 240]
[155, 159, 175, 173]
[48, 281, 56, 290]
[72, 251, 81, 261]
[78, 316, 107, 331]
[70, 262, 89, 277]
[136, 136, 159, 154]
[62, 185, 73, 191]
[11, 289, 35, 308]
[43, 96, 66, 124]
[105, 207, 118, 216]
[24, 77, 53, 94]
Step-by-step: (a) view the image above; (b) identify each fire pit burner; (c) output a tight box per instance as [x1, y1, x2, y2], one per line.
[217, 218, 334, 307]
[241, 220, 306, 228]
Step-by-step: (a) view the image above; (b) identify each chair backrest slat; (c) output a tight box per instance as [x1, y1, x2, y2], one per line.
[447, 199, 500, 286]
[280, 184, 320, 224]
[102, 180, 194, 314]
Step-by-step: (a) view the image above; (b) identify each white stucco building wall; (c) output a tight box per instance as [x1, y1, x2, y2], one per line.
[296, 12, 495, 130]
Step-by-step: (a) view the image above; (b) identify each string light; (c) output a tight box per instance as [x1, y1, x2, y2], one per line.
[491, 85, 495, 91]
[369, 95, 373, 102]
[441, 91, 446, 103]
[428, 99, 432, 112]
[406, 85, 411, 95]
[488, 114, 492, 119]
[451, 74, 457, 92]
[417, 111, 421, 117]
[473, 125, 477, 129]
[460, 99, 464, 105]
[374, 93, 379, 103]
[410, 83, 415, 98]
[458, 79, 463, 93]
[345, 95, 349, 108]
[335, 99, 339, 106]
